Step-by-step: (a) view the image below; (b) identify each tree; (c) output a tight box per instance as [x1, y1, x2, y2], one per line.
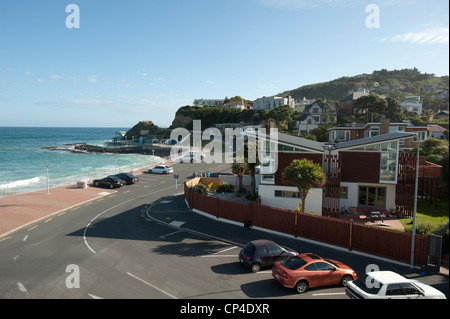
[385, 97, 405, 122]
[231, 158, 247, 190]
[354, 94, 388, 122]
[282, 158, 327, 213]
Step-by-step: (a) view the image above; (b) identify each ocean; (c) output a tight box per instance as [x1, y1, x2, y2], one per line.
[0, 127, 162, 195]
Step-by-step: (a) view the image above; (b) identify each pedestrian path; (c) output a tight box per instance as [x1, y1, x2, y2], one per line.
[0, 184, 114, 238]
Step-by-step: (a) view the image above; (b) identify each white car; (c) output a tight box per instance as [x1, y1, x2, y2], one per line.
[346, 271, 446, 299]
[179, 154, 200, 163]
[147, 165, 173, 174]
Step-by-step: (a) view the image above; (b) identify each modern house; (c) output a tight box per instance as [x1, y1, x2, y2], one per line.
[253, 96, 296, 111]
[255, 130, 441, 218]
[220, 101, 251, 110]
[327, 118, 430, 150]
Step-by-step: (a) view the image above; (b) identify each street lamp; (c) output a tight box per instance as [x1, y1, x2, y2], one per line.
[45, 162, 50, 194]
[113, 153, 118, 174]
[410, 134, 420, 268]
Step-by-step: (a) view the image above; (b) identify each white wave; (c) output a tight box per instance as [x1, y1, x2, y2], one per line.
[0, 176, 44, 189]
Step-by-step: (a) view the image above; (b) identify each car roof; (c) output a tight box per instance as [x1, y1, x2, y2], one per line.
[297, 253, 324, 263]
[249, 239, 276, 246]
[365, 271, 407, 284]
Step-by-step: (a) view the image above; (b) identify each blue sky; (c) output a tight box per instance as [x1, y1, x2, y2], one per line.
[0, 0, 448, 128]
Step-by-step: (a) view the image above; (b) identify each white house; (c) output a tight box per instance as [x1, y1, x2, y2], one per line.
[400, 96, 423, 115]
[253, 96, 295, 111]
[193, 99, 225, 107]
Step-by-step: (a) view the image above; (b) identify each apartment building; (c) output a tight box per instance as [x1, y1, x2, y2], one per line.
[253, 96, 296, 111]
[400, 96, 423, 115]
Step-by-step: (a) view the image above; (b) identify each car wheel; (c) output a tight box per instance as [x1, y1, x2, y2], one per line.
[109, 184, 114, 189]
[295, 280, 308, 294]
[341, 275, 353, 287]
[251, 263, 261, 273]
[94, 182, 99, 186]
[163, 171, 167, 174]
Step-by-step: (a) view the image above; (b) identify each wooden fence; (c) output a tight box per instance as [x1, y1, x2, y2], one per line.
[184, 182, 428, 266]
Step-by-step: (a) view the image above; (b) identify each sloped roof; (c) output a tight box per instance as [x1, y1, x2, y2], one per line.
[332, 132, 417, 150]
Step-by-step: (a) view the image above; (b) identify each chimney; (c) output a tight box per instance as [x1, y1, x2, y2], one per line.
[380, 117, 390, 135]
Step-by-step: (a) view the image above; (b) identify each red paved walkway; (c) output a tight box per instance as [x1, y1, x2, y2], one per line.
[0, 184, 114, 238]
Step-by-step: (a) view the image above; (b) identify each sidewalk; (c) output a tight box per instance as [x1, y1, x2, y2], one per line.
[0, 184, 114, 238]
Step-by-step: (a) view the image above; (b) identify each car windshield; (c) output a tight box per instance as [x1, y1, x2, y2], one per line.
[352, 274, 382, 295]
[325, 259, 340, 268]
[281, 256, 307, 270]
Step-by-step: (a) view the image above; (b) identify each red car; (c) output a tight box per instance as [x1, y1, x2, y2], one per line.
[272, 253, 357, 294]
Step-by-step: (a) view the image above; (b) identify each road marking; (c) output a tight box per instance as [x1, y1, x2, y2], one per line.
[200, 255, 238, 258]
[96, 198, 105, 202]
[28, 225, 38, 231]
[85, 202, 93, 206]
[160, 230, 183, 239]
[58, 211, 67, 216]
[126, 272, 177, 299]
[22, 234, 28, 241]
[312, 292, 346, 296]
[71, 206, 80, 211]
[88, 294, 104, 299]
[208, 246, 238, 255]
[44, 218, 53, 223]
[169, 221, 185, 227]
[0, 236, 12, 242]
[17, 282, 28, 293]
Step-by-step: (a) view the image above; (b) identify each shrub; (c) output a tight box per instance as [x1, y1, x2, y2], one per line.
[216, 182, 234, 193]
[192, 183, 210, 195]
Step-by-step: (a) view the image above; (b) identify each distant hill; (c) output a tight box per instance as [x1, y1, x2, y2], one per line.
[278, 68, 449, 110]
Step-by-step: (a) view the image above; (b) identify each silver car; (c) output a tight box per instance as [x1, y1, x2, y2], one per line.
[147, 165, 174, 174]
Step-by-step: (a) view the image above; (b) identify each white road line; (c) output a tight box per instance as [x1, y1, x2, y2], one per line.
[160, 230, 183, 239]
[312, 292, 346, 296]
[22, 234, 28, 242]
[126, 272, 177, 299]
[208, 246, 238, 255]
[17, 282, 28, 293]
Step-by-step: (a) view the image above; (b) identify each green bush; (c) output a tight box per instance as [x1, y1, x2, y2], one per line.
[192, 183, 210, 195]
[216, 182, 234, 193]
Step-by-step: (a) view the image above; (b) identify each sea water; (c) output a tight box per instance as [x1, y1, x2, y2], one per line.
[0, 127, 162, 195]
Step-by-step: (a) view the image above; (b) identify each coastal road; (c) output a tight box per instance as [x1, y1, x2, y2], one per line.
[0, 161, 448, 301]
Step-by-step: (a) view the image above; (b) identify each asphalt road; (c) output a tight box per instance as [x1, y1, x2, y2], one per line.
[0, 161, 448, 304]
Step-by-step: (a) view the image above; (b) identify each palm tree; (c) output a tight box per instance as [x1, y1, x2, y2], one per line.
[231, 157, 247, 191]
[282, 158, 327, 214]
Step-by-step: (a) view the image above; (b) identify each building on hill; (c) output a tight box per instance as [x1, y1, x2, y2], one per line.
[400, 96, 423, 115]
[253, 96, 295, 111]
[327, 118, 430, 149]
[193, 99, 225, 107]
[338, 90, 370, 115]
[297, 102, 337, 136]
[220, 100, 251, 110]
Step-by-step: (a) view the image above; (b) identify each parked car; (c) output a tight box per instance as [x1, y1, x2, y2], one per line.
[272, 253, 357, 293]
[147, 165, 174, 174]
[107, 175, 126, 186]
[115, 173, 139, 184]
[346, 271, 446, 299]
[93, 176, 123, 189]
[239, 239, 297, 273]
[179, 154, 199, 163]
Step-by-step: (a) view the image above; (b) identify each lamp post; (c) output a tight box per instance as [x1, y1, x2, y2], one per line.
[45, 162, 50, 194]
[410, 134, 420, 268]
[113, 153, 118, 174]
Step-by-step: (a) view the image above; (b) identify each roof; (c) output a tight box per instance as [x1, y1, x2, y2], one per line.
[366, 271, 407, 284]
[332, 132, 417, 150]
[429, 125, 447, 132]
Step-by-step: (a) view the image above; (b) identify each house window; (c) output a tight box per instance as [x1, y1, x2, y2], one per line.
[261, 175, 275, 184]
[275, 190, 301, 199]
[380, 141, 398, 182]
[413, 131, 427, 142]
[332, 130, 350, 142]
[340, 186, 348, 199]
[358, 186, 386, 208]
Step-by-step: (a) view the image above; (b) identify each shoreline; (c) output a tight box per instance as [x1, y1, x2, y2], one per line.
[42, 143, 173, 157]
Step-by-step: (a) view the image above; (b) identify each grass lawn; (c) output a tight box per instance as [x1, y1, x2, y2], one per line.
[400, 196, 449, 233]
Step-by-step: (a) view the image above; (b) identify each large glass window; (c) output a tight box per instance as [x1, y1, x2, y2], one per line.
[358, 186, 386, 208]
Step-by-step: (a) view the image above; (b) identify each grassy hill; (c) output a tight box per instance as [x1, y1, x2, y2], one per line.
[278, 68, 449, 110]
